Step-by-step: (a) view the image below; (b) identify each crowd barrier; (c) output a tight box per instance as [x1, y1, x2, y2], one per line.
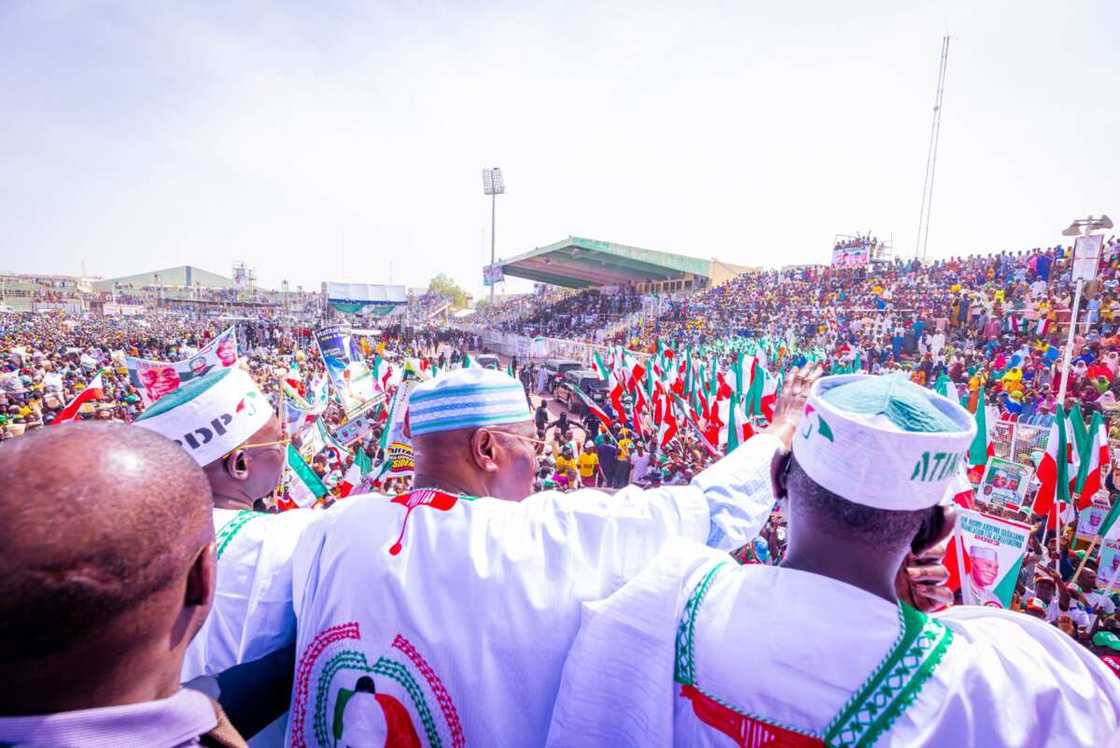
[990, 420, 1049, 467]
[475, 330, 651, 367]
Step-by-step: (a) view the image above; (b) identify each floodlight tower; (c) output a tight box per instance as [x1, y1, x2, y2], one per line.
[482, 167, 505, 303]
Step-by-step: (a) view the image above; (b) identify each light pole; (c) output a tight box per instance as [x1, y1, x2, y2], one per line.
[482, 167, 505, 303]
[1056, 214, 1113, 405]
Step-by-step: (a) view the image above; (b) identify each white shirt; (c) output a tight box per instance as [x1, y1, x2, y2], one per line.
[285, 434, 780, 747]
[181, 507, 324, 681]
[548, 540, 1120, 747]
[631, 450, 652, 482]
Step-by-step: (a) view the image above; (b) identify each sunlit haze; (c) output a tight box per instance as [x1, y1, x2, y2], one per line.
[2, 1, 1116, 295]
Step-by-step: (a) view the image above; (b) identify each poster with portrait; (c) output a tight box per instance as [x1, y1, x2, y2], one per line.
[976, 457, 1033, 509]
[1098, 536, 1120, 593]
[1076, 491, 1113, 542]
[955, 509, 1032, 609]
[126, 326, 239, 405]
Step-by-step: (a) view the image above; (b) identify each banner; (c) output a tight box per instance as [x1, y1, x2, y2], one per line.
[1076, 491, 1112, 541]
[315, 325, 376, 415]
[483, 263, 505, 286]
[976, 457, 1034, 509]
[955, 509, 1032, 609]
[1099, 537, 1120, 592]
[386, 441, 415, 476]
[831, 243, 870, 267]
[126, 326, 238, 405]
[332, 400, 384, 446]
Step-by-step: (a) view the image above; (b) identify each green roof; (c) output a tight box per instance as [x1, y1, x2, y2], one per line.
[498, 236, 712, 288]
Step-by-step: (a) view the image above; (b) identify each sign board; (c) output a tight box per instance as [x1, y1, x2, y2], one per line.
[976, 457, 1034, 509]
[955, 509, 1032, 609]
[1072, 234, 1104, 282]
[831, 242, 871, 267]
[483, 263, 505, 286]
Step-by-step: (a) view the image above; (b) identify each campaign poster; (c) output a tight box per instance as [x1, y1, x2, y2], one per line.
[126, 326, 238, 405]
[1098, 536, 1120, 592]
[333, 399, 385, 446]
[955, 509, 1032, 609]
[976, 457, 1034, 509]
[1076, 491, 1112, 542]
[315, 325, 376, 415]
[387, 441, 415, 476]
[831, 244, 870, 267]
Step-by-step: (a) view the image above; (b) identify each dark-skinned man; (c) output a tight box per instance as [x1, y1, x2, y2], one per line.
[548, 374, 1120, 746]
[133, 366, 322, 688]
[0, 423, 247, 746]
[276, 366, 951, 746]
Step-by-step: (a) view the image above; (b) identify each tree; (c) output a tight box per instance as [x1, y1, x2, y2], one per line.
[428, 273, 469, 310]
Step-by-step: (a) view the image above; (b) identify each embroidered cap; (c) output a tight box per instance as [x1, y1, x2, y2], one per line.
[134, 366, 272, 466]
[407, 367, 531, 438]
[792, 374, 976, 511]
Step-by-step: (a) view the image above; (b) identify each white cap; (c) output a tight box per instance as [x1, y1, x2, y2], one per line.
[134, 367, 272, 466]
[792, 374, 976, 510]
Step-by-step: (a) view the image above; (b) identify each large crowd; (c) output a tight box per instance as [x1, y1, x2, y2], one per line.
[4, 236, 1120, 745]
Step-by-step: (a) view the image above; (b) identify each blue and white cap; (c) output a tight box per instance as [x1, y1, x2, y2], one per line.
[407, 367, 531, 438]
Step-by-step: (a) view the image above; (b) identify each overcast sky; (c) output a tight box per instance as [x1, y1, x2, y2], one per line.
[2, 1, 1116, 296]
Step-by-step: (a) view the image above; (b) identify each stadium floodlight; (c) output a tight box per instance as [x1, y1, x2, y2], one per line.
[482, 167, 505, 302]
[1063, 214, 1113, 236]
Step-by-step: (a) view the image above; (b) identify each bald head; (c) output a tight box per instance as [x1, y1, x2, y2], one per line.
[0, 422, 213, 664]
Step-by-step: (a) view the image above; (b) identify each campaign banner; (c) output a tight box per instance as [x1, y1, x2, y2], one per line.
[976, 457, 1034, 509]
[386, 441, 415, 476]
[126, 327, 238, 405]
[315, 325, 376, 415]
[831, 243, 870, 267]
[332, 399, 385, 446]
[1076, 491, 1112, 541]
[1099, 536, 1120, 592]
[955, 509, 1032, 609]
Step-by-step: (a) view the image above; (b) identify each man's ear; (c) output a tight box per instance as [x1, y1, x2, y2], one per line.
[186, 542, 216, 609]
[912, 504, 956, 557]
[470, 429, 501, 474]
[771, 449, 792, 500]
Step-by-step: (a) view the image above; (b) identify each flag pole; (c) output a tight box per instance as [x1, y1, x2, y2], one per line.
[1072, 536, 1098, 582]
[953, 519, 971, 605]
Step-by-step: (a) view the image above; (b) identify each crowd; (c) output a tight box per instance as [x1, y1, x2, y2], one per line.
[497, 286, 642, 339]
[5, 235, 1120, 744]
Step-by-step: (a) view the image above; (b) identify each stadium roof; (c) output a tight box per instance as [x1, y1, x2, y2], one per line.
[497, 236, 727, 289]
[93, 265, 235, 290]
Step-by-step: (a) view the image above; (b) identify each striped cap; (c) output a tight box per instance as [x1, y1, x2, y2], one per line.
[408, 367, 530, 437]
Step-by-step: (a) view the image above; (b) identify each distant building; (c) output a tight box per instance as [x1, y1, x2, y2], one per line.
[92, 265, 236, 292]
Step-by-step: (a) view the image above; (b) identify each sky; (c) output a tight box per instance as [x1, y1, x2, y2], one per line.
[2, 1, 1117, 297]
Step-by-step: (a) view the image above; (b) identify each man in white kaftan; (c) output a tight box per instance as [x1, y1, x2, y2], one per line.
[285, 367, 782, 747]
[547, 375, 1120, 747]
[134, 367, 327, 683]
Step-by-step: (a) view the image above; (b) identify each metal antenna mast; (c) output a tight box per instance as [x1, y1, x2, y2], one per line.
[915, 35, 950, 261]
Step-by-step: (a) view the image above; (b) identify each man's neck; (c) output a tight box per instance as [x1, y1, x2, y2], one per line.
[0, 643, 182, 717]
[411, 471, 486, 498]
[781, 539, 903, 605]
[212, 493, 255, 511]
